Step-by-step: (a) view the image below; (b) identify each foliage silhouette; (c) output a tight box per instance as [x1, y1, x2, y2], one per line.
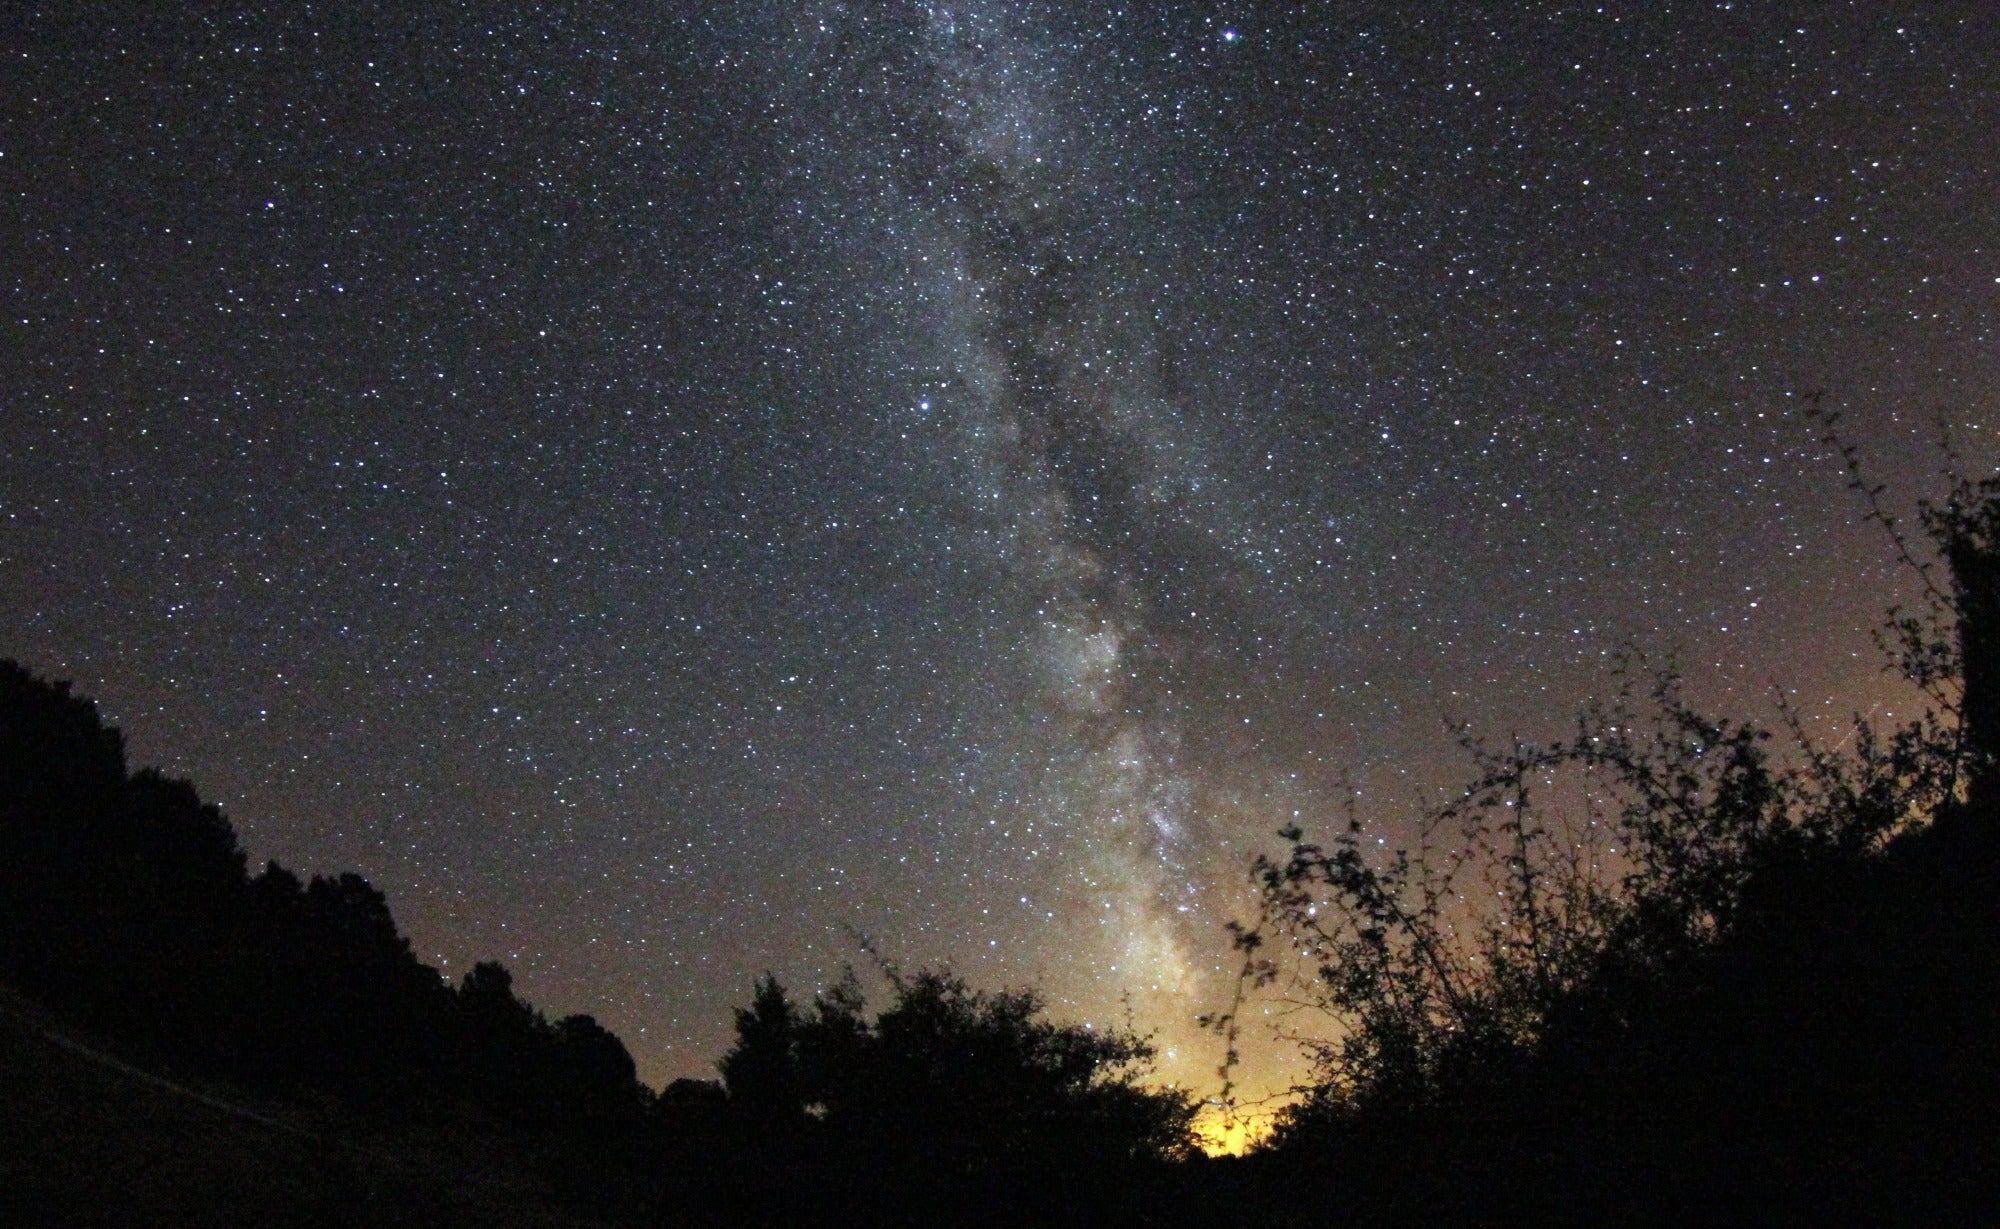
[716, 972, 808, 1128]
[1213, 454, 2000, 1224]
[0, 661, 647, 1132]
[694, 963, 1200, 1225]
[5, 451, 1997, 1227]
[730, 964, 1196, 1158]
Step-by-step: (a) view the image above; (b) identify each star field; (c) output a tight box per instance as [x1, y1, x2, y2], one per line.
[3, 2, 1996, 1100]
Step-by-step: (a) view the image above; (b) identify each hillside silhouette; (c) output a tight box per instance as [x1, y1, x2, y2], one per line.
[0, 659, 1198, 1226]
[2, 463, 1998, 1226]
[0, 658, 649, 1135]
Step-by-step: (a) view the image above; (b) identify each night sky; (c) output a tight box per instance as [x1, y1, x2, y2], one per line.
[4, 2, 1996, 1106]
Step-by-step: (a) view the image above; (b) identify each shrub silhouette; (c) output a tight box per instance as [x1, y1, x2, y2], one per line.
[6, 463, 1995, 1227]
[1218, 462, 2000, 1224]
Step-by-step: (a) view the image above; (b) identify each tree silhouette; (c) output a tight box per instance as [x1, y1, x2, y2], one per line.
[720, 965, 1196, 1164]
[1935, 474, 2000, 812]
[6, 462, 1995, 1227]
[0, 661, 646, 1129]
[718, 973, 807, 1129]
[705, 963, 1199, 1225]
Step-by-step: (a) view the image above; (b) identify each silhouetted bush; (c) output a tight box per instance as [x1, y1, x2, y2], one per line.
[7, 460, 1996, 1228]
[1219, 460, 2000, 1224]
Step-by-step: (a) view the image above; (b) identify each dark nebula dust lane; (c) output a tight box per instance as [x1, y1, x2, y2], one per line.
[3, 2, 1996, 1104]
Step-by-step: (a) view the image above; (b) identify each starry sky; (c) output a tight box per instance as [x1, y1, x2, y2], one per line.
[3, 2, 1996, 1104]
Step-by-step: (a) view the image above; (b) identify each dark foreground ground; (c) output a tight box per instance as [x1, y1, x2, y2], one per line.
[0, 984, 1229, 1229]
[0, 985, 611, 1229]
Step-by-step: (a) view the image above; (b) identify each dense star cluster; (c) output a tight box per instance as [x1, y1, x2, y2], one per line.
[3, 2, 1995, 1101]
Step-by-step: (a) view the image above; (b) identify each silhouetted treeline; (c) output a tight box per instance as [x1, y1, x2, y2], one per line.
[6, 460, 2000, 1228]
[0, 663, 647, 1132]
[0, 659, 1204, 1227]
[647, 966, 1201, 1225]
